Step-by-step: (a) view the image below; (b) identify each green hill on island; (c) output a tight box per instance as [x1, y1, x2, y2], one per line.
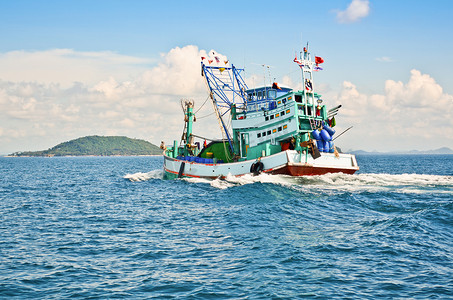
[10, 136, 162, 156]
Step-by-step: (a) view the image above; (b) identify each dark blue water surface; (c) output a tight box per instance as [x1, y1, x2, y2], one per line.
[1, 155, 452, 299]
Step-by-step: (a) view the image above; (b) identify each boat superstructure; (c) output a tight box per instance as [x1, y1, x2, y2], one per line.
[162, 46, 359, 179]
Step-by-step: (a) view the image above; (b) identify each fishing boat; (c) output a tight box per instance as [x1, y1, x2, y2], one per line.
[162, 45, 359, 179]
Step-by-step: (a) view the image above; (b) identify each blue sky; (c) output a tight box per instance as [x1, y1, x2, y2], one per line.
[1, 0, 452, 153]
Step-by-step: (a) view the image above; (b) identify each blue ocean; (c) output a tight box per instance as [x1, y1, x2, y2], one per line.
[1, 155, 452, 299]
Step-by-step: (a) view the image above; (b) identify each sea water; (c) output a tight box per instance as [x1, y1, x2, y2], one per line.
[1, 155, 452, 298]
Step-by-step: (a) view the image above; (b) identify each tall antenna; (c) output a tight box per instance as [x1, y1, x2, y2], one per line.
[261, 64, 273, 87]
[301, 33, 303, 56]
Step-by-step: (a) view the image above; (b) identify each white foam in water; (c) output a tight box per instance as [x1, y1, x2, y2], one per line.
[126, 168, 452, 194]
[291, 173, 453, 194]
[182, 172, 453, 194]
[124, 169, 163, 182]
[184, 172, 295, 190]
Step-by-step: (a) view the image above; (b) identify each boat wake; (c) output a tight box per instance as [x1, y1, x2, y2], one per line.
[186, 172, 453, 194]
[124, 168, 452, 195]
[291, 173, 453, 195]
[124, 169, 164, 182]
[184, 173, 289, 189]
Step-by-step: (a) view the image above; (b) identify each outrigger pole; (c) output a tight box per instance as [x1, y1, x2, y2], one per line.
[201, 62, 248, 155]
[332, 126, 353, 141]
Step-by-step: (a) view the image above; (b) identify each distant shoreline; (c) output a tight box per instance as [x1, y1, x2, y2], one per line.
[7, 136, 163, 157]
[4, 153, 452, 158]
[352, 151, 453, 155]
[3, 154, 163, 158]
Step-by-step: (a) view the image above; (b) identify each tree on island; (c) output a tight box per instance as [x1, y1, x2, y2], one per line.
[10, 136, 163, 156]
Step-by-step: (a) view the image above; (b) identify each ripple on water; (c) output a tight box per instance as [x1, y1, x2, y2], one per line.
[0, 156, 452, 298]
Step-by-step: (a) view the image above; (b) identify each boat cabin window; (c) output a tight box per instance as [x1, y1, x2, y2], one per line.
[268, 90, 276, 99]
[295, 95, 302, 103]
[257, 133, 261, 138]
[267, 130, 271, 135]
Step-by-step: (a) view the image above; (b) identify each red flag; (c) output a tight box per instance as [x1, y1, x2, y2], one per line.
[315, 56, 324, 64]
[215, 56, 220, 63]
[293, 54, 304, 68]
[201, 56, 206, 60]
[208, 60, 213, 64]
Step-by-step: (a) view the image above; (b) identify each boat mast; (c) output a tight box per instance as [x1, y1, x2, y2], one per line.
[300, 44, 315, 118]
[180, 99, 196, 156]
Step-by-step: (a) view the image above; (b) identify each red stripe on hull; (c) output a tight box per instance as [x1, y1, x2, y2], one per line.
[270, 165, 357, 176]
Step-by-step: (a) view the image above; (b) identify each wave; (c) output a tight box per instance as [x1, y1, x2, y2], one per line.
[183, 173, 293, 190]
[123, 169, 163, 182]
[186, 172, 453, 194]
[291, 173, 453, 194]
[124, 167, 452, 194]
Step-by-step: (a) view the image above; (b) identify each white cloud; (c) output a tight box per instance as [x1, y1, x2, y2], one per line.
[0, 46, 226, 153]
[336, 0, 370, 24]
[0, 49, 154, 87]
[1, 45, 451, 154]
[376, 56, 394, 62]
[323, 69, 453, 151]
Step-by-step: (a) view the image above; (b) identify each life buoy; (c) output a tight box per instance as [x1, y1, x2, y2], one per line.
[250, 161, 264, 175]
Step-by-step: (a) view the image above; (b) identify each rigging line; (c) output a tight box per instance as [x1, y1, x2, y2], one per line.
[279, 68, 300, 79]
[223, 139, 233, 161]
[190, 133, 218, 141]
[196, 111, 216, 119]
[204, 76, 230, 147]
[180, 120, 187, 145]
[267, 65, 272, 86]
[195, 95, 210, 114]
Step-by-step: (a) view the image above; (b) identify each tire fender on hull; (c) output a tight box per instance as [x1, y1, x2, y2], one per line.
[250, 161, 264, 176]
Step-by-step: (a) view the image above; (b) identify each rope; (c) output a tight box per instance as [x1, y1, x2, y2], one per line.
[201, 66, 237, 161]
[190, 134, 218, 141]
[195, 95, 210, 114]
[196, 111, 216, 119]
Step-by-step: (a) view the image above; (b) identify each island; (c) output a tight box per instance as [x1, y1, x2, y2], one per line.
[9, 136, 163, 157]
[350, 147, 453, 155]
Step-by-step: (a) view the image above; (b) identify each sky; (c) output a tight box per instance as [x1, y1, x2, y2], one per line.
[0, 0, 452, 154]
